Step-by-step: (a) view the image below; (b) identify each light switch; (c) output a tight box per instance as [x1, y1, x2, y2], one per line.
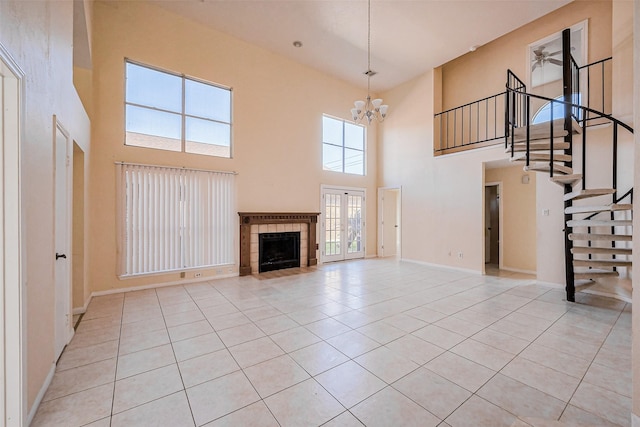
[542, 209, 550, 216]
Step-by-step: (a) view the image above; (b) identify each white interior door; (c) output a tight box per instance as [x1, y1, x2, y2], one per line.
[54, 121, 71, 360]
[322, 187, 365, 262]
[382, 189, 399, 257]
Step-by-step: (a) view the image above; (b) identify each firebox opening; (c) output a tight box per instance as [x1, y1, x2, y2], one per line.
[259, 232, 301, 273]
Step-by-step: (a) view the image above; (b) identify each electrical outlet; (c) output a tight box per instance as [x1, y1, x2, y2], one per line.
[458, 252, 463, 259]
[180, 272, 185, 278]
[448, 250, 452, 257]
[194, 272, 202, 278]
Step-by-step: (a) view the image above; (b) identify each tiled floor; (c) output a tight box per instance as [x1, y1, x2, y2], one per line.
[32, 259, 632, 427]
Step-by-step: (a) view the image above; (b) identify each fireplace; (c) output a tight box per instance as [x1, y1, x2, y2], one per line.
[238, 212, 320, 276]
[259, 232, 300, 273]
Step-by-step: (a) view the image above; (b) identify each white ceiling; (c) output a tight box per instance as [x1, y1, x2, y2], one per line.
[154, 0, 573, 92]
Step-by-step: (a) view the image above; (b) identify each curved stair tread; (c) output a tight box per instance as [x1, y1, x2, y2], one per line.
[571, 246, 632, 255]
[526, 163, 573, 175]
[567, 219, 632, 227]
[563, 188, 616, 202]
[506, 142, 570, 153]
[550, 174, 582, 186]
[574, 259, 632, 267]
[574, 270, 620, 279]
[565, 203, 632, 214]
[510, 153, 572, 162]
[569, 233, 632, 241]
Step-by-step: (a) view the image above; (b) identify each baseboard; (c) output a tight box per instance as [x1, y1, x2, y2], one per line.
[400, 258, 481, 275]
[27, 362, 56, 425]
[365, 254, 379, 259]
[633, 412, 640, 427]
[500, 266, 537, 275]
[90, 272, 239, 298]
[72, 296, 91, 315]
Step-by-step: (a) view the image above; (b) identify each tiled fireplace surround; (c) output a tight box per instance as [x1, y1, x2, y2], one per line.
[238, 212, 320, 276]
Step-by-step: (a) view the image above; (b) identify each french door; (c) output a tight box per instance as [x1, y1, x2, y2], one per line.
[321, 186, 365, 262]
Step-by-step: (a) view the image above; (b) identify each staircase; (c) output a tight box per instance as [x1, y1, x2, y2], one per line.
[505, 29, 633, 302]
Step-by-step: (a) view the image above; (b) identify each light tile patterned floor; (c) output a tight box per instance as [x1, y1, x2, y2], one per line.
[32, 259, 632, 427]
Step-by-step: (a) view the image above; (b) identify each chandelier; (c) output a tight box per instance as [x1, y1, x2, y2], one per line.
[351, 0, 389, 124]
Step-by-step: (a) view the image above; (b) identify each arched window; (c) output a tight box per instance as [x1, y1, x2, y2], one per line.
[532, 93, 582, 124]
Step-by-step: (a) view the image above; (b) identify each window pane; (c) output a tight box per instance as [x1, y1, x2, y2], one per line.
[126, 62, 182, 112]
[344, 122, 364, 150]
[344, 148, 364, 175]
[323, 116, 343, 146]
[323, 144, 343, 172]
[185, 117, 231, 158]
[185, 79, 231, 123]
[126, 105, 181, 151]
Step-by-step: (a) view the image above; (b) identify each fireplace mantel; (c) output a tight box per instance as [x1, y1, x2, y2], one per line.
[238, 212, 320, 276]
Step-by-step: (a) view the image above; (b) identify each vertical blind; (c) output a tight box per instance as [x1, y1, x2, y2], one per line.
[116, 163, 235, 276]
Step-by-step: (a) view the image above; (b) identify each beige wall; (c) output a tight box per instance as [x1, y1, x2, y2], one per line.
[485, 166, 537, 273]
[0, 0, 91, 411]
[88, 0, 379, 293]
[440, 1, 612, 111]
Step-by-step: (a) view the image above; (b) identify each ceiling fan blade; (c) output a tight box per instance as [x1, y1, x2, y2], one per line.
[549, 58, 563, 66]
[533, 47, 545, 56]
[532, 62, 539, 71]
[548, 50, 562, 57]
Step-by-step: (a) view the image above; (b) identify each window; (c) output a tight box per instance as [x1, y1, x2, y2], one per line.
[116, 163, 235, 276]
[532, 93, 582, 124]
[322, 115, 365, 175]
[125, 60, 232, 158]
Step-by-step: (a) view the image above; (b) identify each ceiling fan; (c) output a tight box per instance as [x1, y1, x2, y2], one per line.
[531, 46, 562, 71]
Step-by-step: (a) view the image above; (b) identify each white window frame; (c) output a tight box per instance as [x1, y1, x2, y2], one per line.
[322, 114, 366, 175]
[124, 59, 233, 158]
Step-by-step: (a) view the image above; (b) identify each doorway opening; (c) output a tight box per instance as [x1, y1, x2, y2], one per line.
[484, 183, 501, 272]
[484, 162, 537, 277]
[321, 185, 366, 263]
[378, 187, 401, 258]
[72, 142, 85, 321]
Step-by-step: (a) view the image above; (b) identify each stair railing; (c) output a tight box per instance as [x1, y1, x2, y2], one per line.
[434, 92, 506, 154]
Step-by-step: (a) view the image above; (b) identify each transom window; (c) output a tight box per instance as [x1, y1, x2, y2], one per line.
[322, 115, 365, 175]
[125, 60, 232, 158]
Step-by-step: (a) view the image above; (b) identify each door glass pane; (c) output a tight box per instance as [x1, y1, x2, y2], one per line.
[347, 194, 363, 254]
[325, 193, 341, 256]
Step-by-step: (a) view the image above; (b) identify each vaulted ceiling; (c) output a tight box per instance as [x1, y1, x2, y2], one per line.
[154, 0, 573, 92]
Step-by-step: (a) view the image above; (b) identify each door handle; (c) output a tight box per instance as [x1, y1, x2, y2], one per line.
[56, 253, 67, 260]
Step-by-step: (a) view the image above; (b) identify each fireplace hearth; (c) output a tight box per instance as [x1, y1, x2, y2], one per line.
[259, 232, 300, 273]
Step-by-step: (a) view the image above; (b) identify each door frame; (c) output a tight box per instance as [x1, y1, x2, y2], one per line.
[1, 42, 26, 427]
[484, 182, 504, 272]
[320, 184, 367, 263]
[53, 116, 74, 359]
[377, 187, 402, 258]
